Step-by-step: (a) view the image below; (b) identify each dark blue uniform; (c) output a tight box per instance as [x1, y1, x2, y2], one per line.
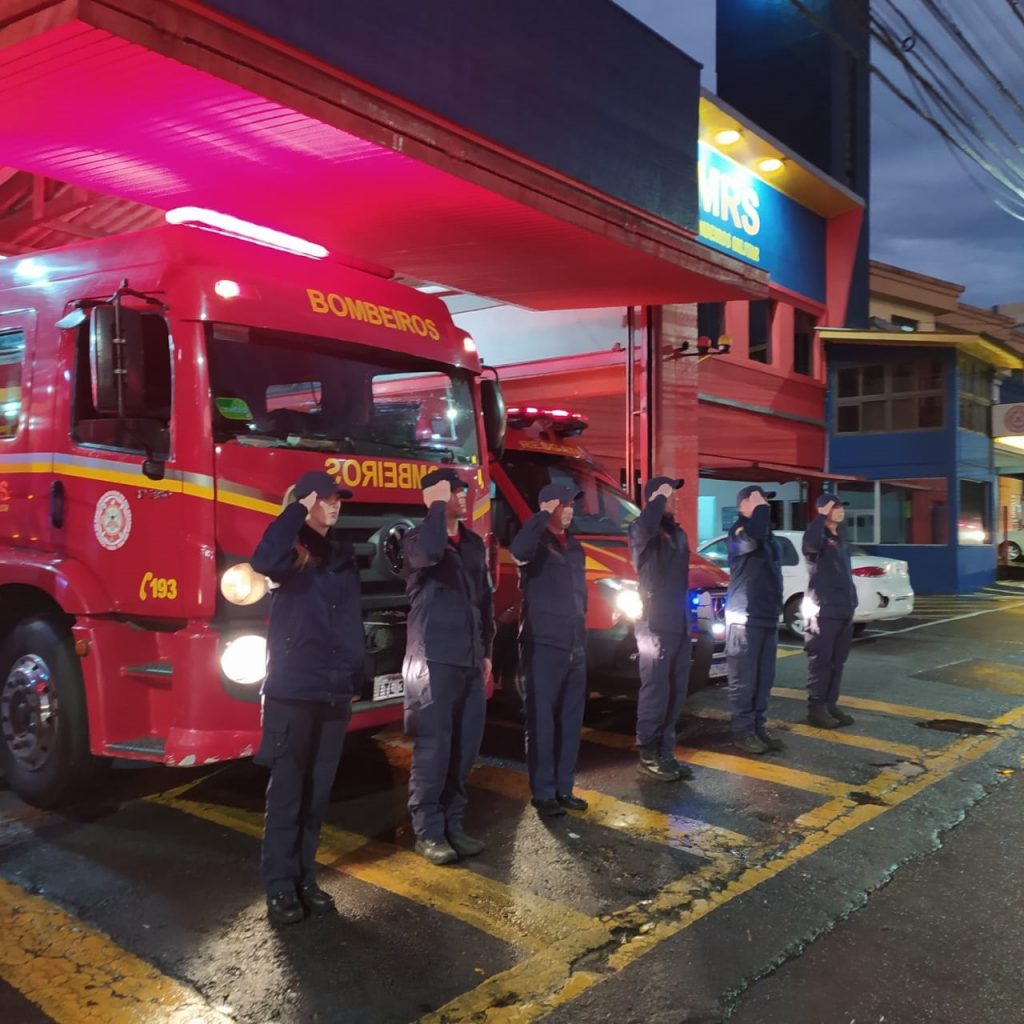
[725, 504, 784, 736]
[803, 514, 858, 712]
[251, 501, 363, 899]
[402, 501, 494, 842]
[511, 511, 588, 801]
[628, 493, 691, 758]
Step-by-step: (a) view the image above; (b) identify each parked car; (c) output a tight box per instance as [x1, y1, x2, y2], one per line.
[697, 530, 915, 637]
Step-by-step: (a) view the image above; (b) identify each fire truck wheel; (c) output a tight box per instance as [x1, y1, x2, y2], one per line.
[0, 616, 96, 808]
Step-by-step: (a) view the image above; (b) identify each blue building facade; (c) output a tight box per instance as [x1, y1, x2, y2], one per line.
[824, 342, 998, 594]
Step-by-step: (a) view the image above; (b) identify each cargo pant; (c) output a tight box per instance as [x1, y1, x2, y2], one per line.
[405, 661, 486, 841]
[257, 696, 351, 897]
[522, 642, 587, 801]
[635, 624, 691, 757]
[805, 615, 854, 710]
[726, 622, 778, 735]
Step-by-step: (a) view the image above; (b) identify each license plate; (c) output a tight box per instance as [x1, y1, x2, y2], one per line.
[372, 673, 405, 700]
[708, 661, 728, 679]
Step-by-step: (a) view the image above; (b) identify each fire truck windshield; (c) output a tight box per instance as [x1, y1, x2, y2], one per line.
[206, 324, 479, 464]
[500, 452, 640, 536]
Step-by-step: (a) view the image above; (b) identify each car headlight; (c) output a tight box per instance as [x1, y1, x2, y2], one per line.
[597, 578, 644, 621]
[220, 562, 269, 605]
[712, 622, 726, 638]
[220, 634, 267, 685]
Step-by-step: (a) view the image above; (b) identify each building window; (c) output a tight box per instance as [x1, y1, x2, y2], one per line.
[0, 329, 25, 438]
[958, 479, 990, 544]
[958, 353, 992, 434]
[837, 479, 950, 545]
[748, 300, 773, 363]
[793, 309, 816, 376]
[833, 357, 945, 433]
[891, 315, 919, 332]
[697, 302, 724, 342]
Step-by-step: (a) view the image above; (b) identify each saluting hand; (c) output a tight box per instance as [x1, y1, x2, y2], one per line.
[539, 499, 560, 515]
[820, 499, 836, 517]
[299, 490, 318, 512]
[655, 483, 674, 501]
[423, 480, 452, 508]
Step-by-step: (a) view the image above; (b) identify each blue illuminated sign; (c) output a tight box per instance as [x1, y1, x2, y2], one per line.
[697, 142, 825, 302]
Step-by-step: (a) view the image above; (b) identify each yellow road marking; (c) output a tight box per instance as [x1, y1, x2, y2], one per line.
[374, 738, 759, 864]
[150, 792, 603, 953]
[771, 687, 996, 725]
[580, 727, 850, 797]
[0, 877, 232, 1024]
[421, 714, 1023, 1022]
[693, 707, 926, 760]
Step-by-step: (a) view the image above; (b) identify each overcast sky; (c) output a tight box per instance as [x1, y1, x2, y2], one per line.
[614, 0, 1024, 308]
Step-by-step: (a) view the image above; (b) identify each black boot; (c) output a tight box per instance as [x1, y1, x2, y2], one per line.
[267, 890, 304, 926]
[299, 881, 335, 914]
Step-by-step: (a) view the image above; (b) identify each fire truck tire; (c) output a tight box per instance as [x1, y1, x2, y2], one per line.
[0, 615, 98, 808]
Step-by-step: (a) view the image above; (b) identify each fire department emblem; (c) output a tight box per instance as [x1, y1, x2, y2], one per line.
[93, 490, 133, 551]
[1006, 405, 1024, 434]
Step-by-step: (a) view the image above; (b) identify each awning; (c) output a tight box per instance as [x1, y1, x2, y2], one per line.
[0, 2, 768, 311]
[700, 454, 865, 484]
[819, 329, 1024, 371]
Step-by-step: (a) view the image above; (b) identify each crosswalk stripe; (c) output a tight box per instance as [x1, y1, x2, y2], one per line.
[0, 877, 232, 1024]
[771, 687, 996, 725]
[149, 791, 604, 953]
[580, 727, 851, 797]
[421, 710, 1024, 1023]
[371, 738, 759, 863]
[692, 707, 926, 760]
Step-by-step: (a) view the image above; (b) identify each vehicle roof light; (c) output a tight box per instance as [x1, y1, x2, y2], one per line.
[463, 337, 477, 353]
[166, 207, 329, 259]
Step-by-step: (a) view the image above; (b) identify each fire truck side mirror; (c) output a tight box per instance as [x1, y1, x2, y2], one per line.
[89, 305, 145, 415]
[480, 377, 506, 459]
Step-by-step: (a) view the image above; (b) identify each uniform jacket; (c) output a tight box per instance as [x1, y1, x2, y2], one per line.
[251, 501, 364, 702]
[510, 511, 587, 650]
[726, 504, 784, 628]
[628, 494, 691, 635]
[803, 514, 858, 620]
[401, 501, 495, 671]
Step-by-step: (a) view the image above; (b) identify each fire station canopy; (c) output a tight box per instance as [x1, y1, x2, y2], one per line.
[0, 0, 768, 311]
[700, 455, 863, 485]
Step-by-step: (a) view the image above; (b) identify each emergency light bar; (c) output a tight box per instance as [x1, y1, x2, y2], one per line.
[506, 406, 589, 436]
[165, 207, 329, 259]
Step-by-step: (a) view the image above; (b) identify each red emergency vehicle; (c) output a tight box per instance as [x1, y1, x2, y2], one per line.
[490, 407, 729, 699]
[0, 224, 502, 805]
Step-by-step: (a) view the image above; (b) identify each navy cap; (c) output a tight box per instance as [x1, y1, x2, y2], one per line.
[736, 484, 776, 503]
[538, 482, 582, 505]
[294, 471, 352, 500]
[644, 476, 684, 502]
[816, 492, 850, 509]
[421, 467, 468, 491]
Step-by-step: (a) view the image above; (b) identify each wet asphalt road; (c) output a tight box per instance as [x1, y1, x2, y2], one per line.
[2, 586, 1024, 1023]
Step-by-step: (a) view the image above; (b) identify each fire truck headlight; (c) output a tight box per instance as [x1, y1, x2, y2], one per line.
[598, 578, 644, 621]
[220, 635, 266, 685]
[220, 563, 269, 605]
[712, 622, 726, 639]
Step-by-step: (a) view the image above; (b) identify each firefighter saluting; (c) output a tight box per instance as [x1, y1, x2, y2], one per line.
[628, 476, 692, 782]
[511, 483, 589, 817]
[725, 485, 785, 755]
[251, 471, 363, 927]
[401, 468, 494, 865]
[802, 493, 858, 729]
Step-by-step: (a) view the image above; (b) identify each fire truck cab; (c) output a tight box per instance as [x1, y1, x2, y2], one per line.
[0, 224, 502, 805]
[489, 406, 729, 700]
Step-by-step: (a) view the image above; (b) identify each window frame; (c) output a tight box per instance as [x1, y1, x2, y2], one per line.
[833, 357, 946, 434]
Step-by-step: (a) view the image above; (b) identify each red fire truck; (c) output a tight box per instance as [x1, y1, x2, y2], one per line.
[489, 406, 729, 699]
[0, 223, 502, 805]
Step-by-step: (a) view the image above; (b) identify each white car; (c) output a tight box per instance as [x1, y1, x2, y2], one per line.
[1001, 530, 1024, 562]
[697, 530, 915, 636]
